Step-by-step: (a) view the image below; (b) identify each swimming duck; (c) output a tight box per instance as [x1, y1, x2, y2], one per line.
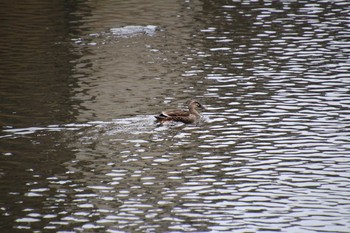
[155, 100, 204, 124]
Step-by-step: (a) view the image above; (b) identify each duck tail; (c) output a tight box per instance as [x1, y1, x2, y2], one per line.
[154, 115, 166, 121]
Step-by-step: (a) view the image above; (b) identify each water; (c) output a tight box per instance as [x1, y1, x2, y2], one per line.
[1, 0, 350, 232]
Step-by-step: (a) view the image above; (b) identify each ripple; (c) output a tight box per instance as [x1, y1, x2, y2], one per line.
[110, 25, 158, 37]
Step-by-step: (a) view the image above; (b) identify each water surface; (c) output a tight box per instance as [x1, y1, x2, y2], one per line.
[1, 0, 350, 232]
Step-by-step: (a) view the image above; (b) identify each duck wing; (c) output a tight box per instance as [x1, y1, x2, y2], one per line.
[155, 109, 190, 122]
[155, 115, 195, 124]
[161, 109, 189, 117]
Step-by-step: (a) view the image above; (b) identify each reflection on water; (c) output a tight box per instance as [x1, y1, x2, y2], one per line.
[1, 0, 350, 232]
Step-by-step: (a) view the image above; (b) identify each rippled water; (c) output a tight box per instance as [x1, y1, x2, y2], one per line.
[1, 0, 350, 232]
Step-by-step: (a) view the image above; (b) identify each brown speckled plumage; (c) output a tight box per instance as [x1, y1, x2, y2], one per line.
[155, 100, 204, 124]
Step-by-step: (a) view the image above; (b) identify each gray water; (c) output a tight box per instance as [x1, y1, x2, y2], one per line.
[1, 1, 350, 232]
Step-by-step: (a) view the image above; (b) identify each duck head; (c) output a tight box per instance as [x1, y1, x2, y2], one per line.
[188, 100, 205, 110]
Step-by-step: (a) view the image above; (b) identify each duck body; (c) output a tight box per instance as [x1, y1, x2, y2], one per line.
[155, 100, 204, 124]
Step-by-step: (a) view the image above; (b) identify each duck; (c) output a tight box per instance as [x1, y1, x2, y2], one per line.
[154, 100, 204, 124]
